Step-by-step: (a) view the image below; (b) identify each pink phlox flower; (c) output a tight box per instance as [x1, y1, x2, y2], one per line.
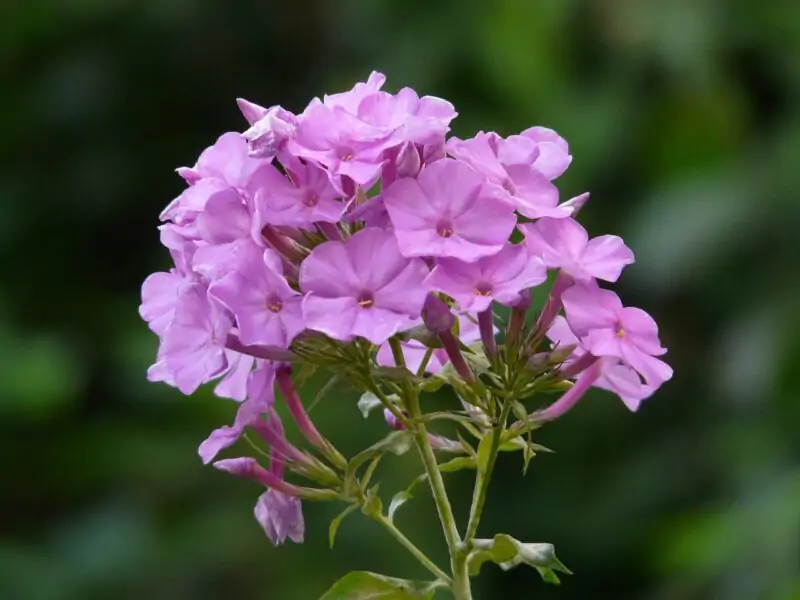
[300, 227, 429, 345]
[242, 105, 298, 160]
[446, 131, 573, 219]
[198, 362, 277, 464]
[382, 158, 516, 262]
[209, 248, 304, 348]
[150, 283, 233, 395]
[290, 101, 389, 188]
[425, 242, 547, 312]
[547, 316, 653, 411]
[255, 488, 304, 545]
[253, 154, 344, 229]
[356, 86, 456, 148]
[561, 285, 673, 389]
[520, 217, 634, 283]
[161, 133, 268, 228]
[322, 71, 387, 113]
[518, 126, 572, 180]
[214, 352, 255, 401]
[139, 269, 192, 335]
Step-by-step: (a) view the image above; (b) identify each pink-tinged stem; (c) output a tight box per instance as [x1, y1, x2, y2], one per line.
[478, 308, 497, 358]
[440, 330, 475, 383]
[225, 333, 295, 362]
[213, 457, 304, 497]
[275, 365, 347, 469]
[251, 414, 309, 466]
[536, 358, 601, 422]
[558, 352, 598, 380]
[506, 290, 532, 345]
[262, 225, 305, 264]
[317, 221, 343, 242]
[275, 365, 327, 450]
[531, 272, 573, 341]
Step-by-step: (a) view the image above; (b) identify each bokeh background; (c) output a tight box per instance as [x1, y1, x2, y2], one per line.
[2, 1, 799, 599]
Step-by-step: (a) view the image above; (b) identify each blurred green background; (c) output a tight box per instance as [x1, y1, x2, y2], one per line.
[2, 1, 799, 599]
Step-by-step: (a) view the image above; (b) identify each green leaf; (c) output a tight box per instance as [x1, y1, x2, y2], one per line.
[388, 457, 475, 522]
[362, 484, 383, 517]
[309, 374, 341, 414]
[387, 490, 413, 522]
[476, 432, 495, 475]
[419, 375, 446, 393]
[438, 456, 477, 473]
[468, 534, 571, 584]
[329, 504, 358, 548]
[319, 571, 443, 599]
[344, 431, 415, 495]
[357, 392, 399, 419]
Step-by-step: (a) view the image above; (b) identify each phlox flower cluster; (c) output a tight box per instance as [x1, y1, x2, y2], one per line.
[140, 71, 672, 546]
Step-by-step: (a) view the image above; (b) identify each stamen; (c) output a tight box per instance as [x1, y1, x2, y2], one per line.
[436, 221, 454, 238]
[357, 292, 374, 309]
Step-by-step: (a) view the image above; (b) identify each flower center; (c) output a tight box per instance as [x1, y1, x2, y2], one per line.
[502, 179, 517, 195]
[474, 283, 493, 297]
[303, 191, 319, 207]
[436, 220, 454, 238]
[267, 296, 283, 313]
[615, 322, 626, 338]
[357, 291, 374, 309]
[338, 147, 355, 162]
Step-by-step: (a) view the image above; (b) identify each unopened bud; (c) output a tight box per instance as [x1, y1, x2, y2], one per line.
[422, 294, 454, 334]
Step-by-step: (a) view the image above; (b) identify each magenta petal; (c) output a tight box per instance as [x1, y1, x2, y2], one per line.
[620, 307, 666, 355]
[196, 189, 250, 244]
[596, 360, 653, 412]
[622, 345, 673, 387]
[255, 490, 304, 545]
[582, 235, 635, 282]
[347, 228, 409, 290]
[140, 270, 185, 335]
[562, 285, 621, 337]
[302, 295, 359, 341]
[299, 240, 361, 297]
[373, 259, 430, 315]
[214, 352, 255, 401]
[382, 177, 441, 231]
[584, 328, 625, 359]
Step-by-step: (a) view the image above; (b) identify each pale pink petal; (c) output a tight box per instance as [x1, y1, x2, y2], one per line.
[302, 295, 358, 341]
[581, 235, 634, 282]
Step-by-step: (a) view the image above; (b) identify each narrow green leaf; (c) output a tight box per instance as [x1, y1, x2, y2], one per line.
[319, 571, 442, 599]
[309, 374, 341, 414]
[357, 392, 399, 419]
[388, 490, 413, 522]
[344, 431, 414, 495]
[476, 432, 495, 475]
[329, 504, 358, 548]
[467, 534, 571, 584]
[438, 456, 477, 473]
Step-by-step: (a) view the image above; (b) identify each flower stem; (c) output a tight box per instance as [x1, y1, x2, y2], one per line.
[464, 398, 512, 545]
[372, 513, 451, 584]
[406, 389, 473, 599]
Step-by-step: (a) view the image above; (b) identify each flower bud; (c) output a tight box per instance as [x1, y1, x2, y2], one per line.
[395, 142, 422, 178]
[422, 294, 455, 334]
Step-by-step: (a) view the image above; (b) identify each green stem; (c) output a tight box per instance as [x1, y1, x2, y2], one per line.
[416, 347, 435, 377]
[464, 399, 512, 545]
[372, 513, 451, 584]
[391, 336, 473, 599]
[407, 391, 473, 599]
